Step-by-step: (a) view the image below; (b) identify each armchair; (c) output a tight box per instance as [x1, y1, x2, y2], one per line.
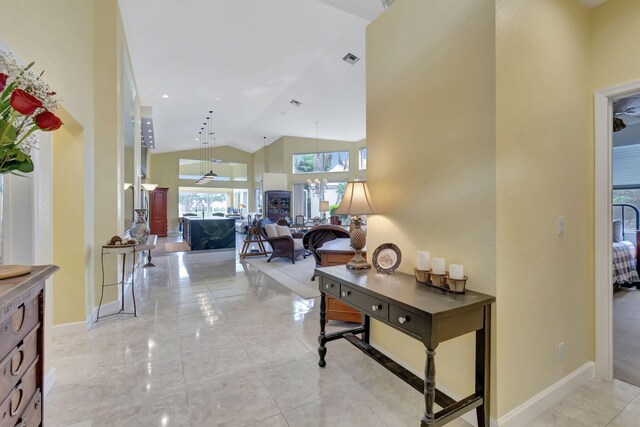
[302, 225, 350, 280]
[256, 218, 306, 264]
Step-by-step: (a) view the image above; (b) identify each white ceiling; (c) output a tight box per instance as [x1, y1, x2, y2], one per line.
[119, 0, 385, 153]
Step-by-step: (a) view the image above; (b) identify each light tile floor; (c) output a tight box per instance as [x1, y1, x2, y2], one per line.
[44, 238, 640, 426]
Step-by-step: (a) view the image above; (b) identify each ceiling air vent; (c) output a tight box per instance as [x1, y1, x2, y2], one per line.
[290, 99, 302, 107]
[342, 53, 360, 65]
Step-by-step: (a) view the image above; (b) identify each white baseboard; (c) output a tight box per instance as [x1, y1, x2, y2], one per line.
[86, 300, 121, 327]
[44, 368, 56, 396]
[497, 362, 595, 427]
[369, 339, 497, 427]
[50, 320, 88, 337]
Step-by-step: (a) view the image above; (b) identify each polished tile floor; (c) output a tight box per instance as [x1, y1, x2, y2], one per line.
[44, 238, 640, 426]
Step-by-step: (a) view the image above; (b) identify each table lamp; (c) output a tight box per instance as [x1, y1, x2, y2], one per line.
[334, 180, 376, 269]
[319, 200, 330, 222]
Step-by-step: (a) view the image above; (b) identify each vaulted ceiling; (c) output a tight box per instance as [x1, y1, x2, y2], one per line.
[119, 0, 386, 153]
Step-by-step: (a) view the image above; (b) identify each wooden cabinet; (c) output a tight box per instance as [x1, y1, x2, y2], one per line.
[149, 187, 168, 237]
[0, 265, 58, 427]
[318, 239, 365, 323]
[264, 191, 291, 222]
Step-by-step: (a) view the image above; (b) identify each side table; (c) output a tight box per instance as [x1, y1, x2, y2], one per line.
[96, 244, 138, 321]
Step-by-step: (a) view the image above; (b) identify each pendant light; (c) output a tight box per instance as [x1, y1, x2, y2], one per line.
[202, 110, 217, 181]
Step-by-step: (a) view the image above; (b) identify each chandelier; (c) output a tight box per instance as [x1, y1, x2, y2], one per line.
[306, 178, 328, 198]
[196, 110, 217, 184]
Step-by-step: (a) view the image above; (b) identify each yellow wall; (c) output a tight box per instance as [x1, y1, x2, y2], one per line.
[52, 125, 86, 324]
[495, 0, 591, 416]
[590, 0, 640, 91]
[366, 0, 496, 408]
[150, 146, 255, 232]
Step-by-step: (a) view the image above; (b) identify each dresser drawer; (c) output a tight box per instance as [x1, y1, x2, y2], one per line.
[13, 391, 40, 427]
[0, 296, 39, 363]
[0, 327, 38, 404]
[320, 278, 341, 298]
[339, 285, 388, 321]
[0, 359, 38, 427]
[389, 305, 425, 339]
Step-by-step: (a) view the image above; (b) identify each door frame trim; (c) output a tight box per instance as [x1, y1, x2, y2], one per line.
[594, 79, 640, 379]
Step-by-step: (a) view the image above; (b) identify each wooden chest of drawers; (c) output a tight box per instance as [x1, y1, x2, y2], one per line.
[317, 239, 365, 323]
[0, 266, 58, 427]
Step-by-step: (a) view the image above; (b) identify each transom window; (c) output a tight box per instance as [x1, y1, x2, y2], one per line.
[292, 151, 349, 174]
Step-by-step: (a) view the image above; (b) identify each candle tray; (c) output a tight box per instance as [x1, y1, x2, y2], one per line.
[446, 276, 468, 293]
[413, 268, 431, 284]
[414, 267, 468, 294]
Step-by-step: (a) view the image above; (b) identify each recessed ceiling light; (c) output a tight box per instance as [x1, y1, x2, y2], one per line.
[146, 121, 151, 125]
[290, 99, 302, 107]
[148, 129, 152, 132]
[162, 94, 169, 98]
[195, 138, 199, 141]
[215, 97, 222, 100]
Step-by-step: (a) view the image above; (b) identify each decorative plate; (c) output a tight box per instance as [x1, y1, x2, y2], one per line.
[372, 243, 402, 274]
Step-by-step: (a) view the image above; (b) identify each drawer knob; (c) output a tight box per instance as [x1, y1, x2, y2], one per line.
[371, 304, 381, 312]
[341, 291, 351, 297]
[398, 316, 409, 324]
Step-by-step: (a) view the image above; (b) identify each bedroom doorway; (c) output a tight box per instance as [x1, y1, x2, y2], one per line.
[611, 97, 640, 386]
[595, 80, 640, 383]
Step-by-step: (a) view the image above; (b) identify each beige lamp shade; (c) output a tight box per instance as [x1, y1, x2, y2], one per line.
[141, 183, 158, 191]
[319, 201, 330, 212]
[238, 204, 247, 209]
[335, 180, 376, 215]
[123, 182, 133, 190]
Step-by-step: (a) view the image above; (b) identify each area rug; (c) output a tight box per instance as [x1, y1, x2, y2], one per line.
[164, 241, 191, 253]
[244, 255, 320, 299]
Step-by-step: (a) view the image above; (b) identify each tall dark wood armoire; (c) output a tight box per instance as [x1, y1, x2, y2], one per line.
[265, 190, 291, 222]
[149, 187, 169, 237]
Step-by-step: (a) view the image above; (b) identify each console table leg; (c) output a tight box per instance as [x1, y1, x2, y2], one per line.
[318, 292, 327, 367]
[422, 347, 437, 425]
[476, 304, 491, 427]
[363, 314, 370, 344]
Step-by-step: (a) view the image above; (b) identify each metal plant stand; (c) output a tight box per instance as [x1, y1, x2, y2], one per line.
[96, 244, 138, 322]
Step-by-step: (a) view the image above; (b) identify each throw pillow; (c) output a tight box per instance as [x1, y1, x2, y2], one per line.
[264, 223, 279, 238]
[276, 225, 292, 237]
[613, 220, 624, 242]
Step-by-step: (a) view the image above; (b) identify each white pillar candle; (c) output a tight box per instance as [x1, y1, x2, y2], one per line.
[417, 251, 430, 270]
[431, 258, 446, 275]
[449, 264, 464, 280]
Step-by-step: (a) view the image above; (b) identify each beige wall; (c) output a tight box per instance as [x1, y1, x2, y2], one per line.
[495, 0, 591, 416]
[366, 0, 496, 409]
[149, 146, 254, 232]
[52, 124, 86, 324]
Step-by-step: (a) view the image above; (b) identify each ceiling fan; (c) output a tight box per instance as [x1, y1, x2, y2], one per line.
[613, 96, 640, 131]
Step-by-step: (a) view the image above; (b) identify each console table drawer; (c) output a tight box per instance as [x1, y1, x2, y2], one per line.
[389, 305, 425, 338]
[0, 327, 38, 404]
[0, 296, 39, 364]
[320, 279, 341, 298]
[0, 358, 38, 427]
[339, 285, 388, 320]
[14, 391, 41, 427]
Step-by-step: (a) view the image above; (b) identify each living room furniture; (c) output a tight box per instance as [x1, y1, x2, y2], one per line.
[97, 244, 138, 321]
[257, 218, 305, 263]
[303, 228, 351, 279]
[239, 227, 270, 259]
[182, 217, 236, 250]
[265, 190, 291, 222]
[0, 265, 58, 427]
[334, 180, 376, 269]
[316, 266, 495, 427]
[149, 187, 168, 237]
[316, 238, 364, 323]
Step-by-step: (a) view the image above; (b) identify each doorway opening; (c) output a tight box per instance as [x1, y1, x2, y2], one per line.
[595, 80, 640, 381]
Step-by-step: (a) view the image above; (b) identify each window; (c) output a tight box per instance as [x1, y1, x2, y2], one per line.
[179, 187, 230, 218]
[179, 159, 248, 182]
[292, 181, 346, 219]
[292, 151, 349, 174]
[359, 147, 367, 170]
[613, 189, 640, 231]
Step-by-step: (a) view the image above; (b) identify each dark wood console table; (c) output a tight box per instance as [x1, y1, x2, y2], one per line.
[315, 266, 495, 427]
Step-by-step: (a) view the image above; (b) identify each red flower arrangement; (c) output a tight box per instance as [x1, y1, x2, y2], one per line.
[0, 53, 63, 174]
